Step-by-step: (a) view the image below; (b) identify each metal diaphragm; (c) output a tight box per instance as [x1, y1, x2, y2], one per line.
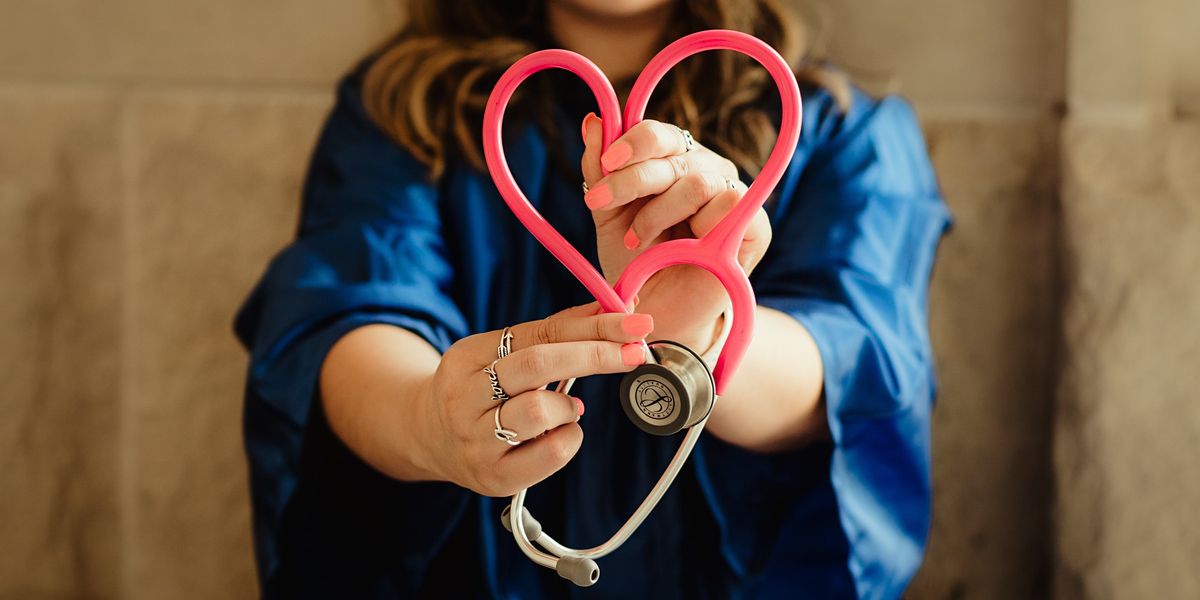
[619, 341, 715, 436]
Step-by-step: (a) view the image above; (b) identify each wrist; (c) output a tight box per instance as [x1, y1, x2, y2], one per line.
[395, 374, 443, 482]
[635, 268, 731, 350]
[644, 304, 724, 351]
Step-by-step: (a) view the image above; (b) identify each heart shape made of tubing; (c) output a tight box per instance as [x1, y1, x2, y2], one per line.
[482, 30, 802, 394]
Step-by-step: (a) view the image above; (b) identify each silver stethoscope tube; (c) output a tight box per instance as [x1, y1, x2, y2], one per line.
[508, 409, 711, 567]
[504, 307, 731, 580]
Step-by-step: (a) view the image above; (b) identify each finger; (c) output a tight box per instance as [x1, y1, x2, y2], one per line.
[491, 423, 584, 495]
[488, 390, 583, 442]
[451, 302, 604, 366]
[507, 311, 654, 352]
[688, 186, 744, 238]
[736, 207, 773, 273]
[486, 340, 646, 399]
[600, 120, 689, 172]
[554, 301, 602, 319]
[580, 112, 604, 186]
[586, 149, 734, 211]
[625, 172, 735, 250]
[688, 188, 772, 273]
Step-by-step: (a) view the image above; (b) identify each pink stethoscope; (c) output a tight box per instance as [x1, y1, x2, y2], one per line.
[483, 29, 802, 586]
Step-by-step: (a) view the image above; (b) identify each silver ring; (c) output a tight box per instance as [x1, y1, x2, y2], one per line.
[494, 404, 520, 446]
[498, 327, 513, 359]
[483, 359, 510, 403]
[581, 181, 590, 195]
[678, 127, 695, 153]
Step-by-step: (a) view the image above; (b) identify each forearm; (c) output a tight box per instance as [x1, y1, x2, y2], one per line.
[319, 324, 441, 482]
[703, 305, 827, 453]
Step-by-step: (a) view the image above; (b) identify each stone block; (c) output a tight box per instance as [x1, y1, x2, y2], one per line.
[908, 116, 1061, 599]
[0, 85, 123, 599]
[1067, 0, 1172, 113]
[123, 90, 329, 599]
[1171, 0, 1200, 112]
[1054, 118, 1200, 599]
[799, 0, 1065, 111]
[0, 0, 402, 87]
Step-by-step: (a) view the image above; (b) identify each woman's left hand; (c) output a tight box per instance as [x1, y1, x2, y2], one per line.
[580, 114, 772, 350]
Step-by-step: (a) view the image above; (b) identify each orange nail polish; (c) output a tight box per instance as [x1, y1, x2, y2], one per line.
[623, 228, 640, 250]
[621, 313, 654, 338]
[621, 343, 647, 366]
[601, 141, 633, 171]
[584, 183, 612, 210]
[574, 397, 585, 416]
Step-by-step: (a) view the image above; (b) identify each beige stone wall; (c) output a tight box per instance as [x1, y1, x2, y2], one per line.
[1053, 1, 1200, 598]
[1, 2, 398, 597]
[0, 1, 1194, 598]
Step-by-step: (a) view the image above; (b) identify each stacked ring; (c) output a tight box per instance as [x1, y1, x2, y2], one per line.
[495, 409, 520, 446]
[489, 329, 521, 446]
[678, 127, 695, 153]
[483, 360, 510, 403]
[498, 326, 513, 358]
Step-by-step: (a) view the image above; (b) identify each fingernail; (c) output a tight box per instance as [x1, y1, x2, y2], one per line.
[623, 228, 640, 250]
[574, 397, 585, 416]
[633, 294, 641, 307]
[584, 183, 612, 210]
[580, 112, 598, 141]
[621, 343, 647, 366]
[621, 313, 654, 338]
[601, 141, 632, 171]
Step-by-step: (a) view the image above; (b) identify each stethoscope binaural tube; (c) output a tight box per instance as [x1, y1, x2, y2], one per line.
[481, 29, 803, 587]
[501, 311, 733, 586]
[502, 418, 710, 586]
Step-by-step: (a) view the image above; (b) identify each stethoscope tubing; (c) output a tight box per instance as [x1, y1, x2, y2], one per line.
[509, 392, 709, 567]
[482, 28, 803, 583]
[482, 29, 802, 396]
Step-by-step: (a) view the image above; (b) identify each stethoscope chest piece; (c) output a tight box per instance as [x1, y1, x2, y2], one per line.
[620, 341, 715, 436]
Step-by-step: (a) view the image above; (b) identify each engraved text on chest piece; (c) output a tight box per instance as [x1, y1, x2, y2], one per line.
[633, 375, 678, 422]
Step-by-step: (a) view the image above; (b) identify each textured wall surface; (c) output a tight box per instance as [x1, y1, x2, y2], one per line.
[0, 84, 327, 599]
[0, 0, 398, 85]
[0, 87, 124, 600]
[122, 92, 324, 598]
[1173, 0, 1200, 111]
[0, 1, 383, 596]
[916, 116, 1060, 599]
[804, 0, 1065, 112]
[1053, 1, 1200, 598]
[1056, 119, 1200, 600]
[0, 1, 1195, 599]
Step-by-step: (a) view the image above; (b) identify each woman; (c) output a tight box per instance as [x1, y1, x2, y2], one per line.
[235, 0, 949, 597]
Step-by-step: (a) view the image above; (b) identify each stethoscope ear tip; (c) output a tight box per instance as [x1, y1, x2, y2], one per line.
[556, 555, 600, 587]
[499, 505, 543, 541]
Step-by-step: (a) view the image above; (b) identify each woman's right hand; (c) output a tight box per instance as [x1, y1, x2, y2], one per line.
[411, 303, 653, 497]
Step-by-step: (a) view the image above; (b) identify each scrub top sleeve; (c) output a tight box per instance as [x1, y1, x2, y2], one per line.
[694, 90, 951, 599]
[234, 74, 472, 582]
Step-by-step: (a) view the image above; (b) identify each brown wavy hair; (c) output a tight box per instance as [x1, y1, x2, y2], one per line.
[362, 0, 850, 180]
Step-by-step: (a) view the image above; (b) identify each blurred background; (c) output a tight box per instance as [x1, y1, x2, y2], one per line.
[1, 0, 1197, 598]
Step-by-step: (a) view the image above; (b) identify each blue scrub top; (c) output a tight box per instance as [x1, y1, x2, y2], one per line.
[235, 66, 950, 599]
